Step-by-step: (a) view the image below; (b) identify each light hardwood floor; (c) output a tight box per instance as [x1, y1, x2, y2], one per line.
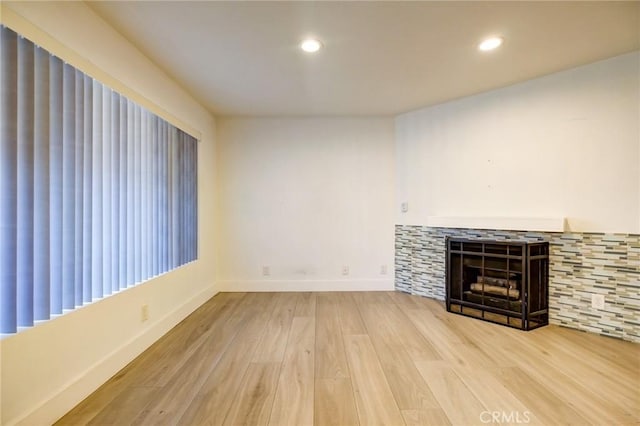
[57, 291, 640, 425]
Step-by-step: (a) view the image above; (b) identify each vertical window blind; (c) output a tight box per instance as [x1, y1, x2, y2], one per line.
[0, 25, 198, 335]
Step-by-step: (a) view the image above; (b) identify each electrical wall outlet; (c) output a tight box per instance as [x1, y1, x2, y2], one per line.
[141, 304, 149, 322]
[591, 294, 605, 310]
[262, 266, 270, 276]
[401, 202, 409, 213]
[342, 265, 350, 276]
[380, 265, 388, 275]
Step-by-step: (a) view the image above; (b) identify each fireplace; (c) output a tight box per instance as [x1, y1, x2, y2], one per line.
[446, 238, 549, 330]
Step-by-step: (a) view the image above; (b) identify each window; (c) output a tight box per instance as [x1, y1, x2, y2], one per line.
[0, 25, 198, 334]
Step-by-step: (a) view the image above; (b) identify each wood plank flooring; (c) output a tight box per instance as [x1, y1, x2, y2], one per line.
[57, 292, 640, 426]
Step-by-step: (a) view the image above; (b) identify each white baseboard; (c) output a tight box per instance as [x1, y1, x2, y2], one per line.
[216, 279, 394, 292]
[12, 285, 217, 426]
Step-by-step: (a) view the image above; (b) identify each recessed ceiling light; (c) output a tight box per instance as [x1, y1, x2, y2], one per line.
[300, 38, 322, 53]
[478, 36, 504, 52]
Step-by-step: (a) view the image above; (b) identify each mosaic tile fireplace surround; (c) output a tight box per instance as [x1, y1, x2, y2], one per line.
[395, 226, 640, 343]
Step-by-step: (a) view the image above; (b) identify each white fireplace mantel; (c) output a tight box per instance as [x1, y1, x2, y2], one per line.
[425, 216, 566, 233]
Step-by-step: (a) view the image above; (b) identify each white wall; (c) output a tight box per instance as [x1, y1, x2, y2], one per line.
[396, 52, 640, 234]
[217, 117, 395, 291]
[1, 3, 218, 425]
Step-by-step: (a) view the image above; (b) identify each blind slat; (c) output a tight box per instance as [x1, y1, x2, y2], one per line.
[74, 69, 84, 307]
[49, 54, 64, 316]
[102, 85, 112, 297]
[134, 105, 141, 283]
[61, 62, 76, 310]
[126, 100, 134, 286]
[111, 91, 120, 293]
[17, 36, 35, 327]
[82, 74, 93, 304]
[91, 80, 103, 300]
[1, 28, 19, 333]
[33, 45, 51, 322]
[118, 96, 127, 290]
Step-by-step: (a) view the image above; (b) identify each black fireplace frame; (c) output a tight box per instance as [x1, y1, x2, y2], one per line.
[445, 237, 549, 330]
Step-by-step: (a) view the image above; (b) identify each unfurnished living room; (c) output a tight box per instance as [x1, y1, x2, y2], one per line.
[1, 1, 639, 425]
